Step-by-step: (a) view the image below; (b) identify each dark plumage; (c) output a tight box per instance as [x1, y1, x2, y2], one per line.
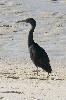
[22, 18, 52, 77]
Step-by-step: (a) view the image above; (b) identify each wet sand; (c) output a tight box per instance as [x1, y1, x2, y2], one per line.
[0, 0, 66, 100]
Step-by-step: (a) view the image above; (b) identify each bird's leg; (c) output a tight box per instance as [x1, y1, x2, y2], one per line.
[47, 72, 50, 78]
[37, 66, 38, 75]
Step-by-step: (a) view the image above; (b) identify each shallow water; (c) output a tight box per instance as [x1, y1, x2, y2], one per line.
[0, 0, 66, 66]
[0, 0, 66, 100]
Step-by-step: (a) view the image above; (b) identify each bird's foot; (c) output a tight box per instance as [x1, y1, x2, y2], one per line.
[47, 73, 50, 79]
[47, 75, 49, 79]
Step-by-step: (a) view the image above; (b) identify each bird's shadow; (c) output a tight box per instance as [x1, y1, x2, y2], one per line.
[28, 72, 65, 81]
[29, 76, 64, 80]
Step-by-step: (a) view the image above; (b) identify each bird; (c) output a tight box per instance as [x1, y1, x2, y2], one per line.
[21, 18, 52, 77]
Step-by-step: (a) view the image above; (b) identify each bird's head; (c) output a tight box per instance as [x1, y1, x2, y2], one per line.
[22, 18, 36, 28]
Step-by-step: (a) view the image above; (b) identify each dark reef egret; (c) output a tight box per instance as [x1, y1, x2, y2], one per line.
[18, 18, 52, 77]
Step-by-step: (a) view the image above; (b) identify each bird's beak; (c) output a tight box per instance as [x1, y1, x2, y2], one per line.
[16, 20, 26, 23]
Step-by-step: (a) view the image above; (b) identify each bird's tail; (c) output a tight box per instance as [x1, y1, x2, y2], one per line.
[48, 65, 52, 73]
[42, 64, 52, 73]
[47, 63, 52, 73]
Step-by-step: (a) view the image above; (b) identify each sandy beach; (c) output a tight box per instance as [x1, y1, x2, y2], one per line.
[0, 0, 66, 100]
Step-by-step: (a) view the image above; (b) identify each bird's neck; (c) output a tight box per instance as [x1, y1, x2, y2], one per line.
[28, 26, 35, 47]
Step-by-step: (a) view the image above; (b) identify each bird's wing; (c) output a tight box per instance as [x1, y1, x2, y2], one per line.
[34, 43, 50, 62]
